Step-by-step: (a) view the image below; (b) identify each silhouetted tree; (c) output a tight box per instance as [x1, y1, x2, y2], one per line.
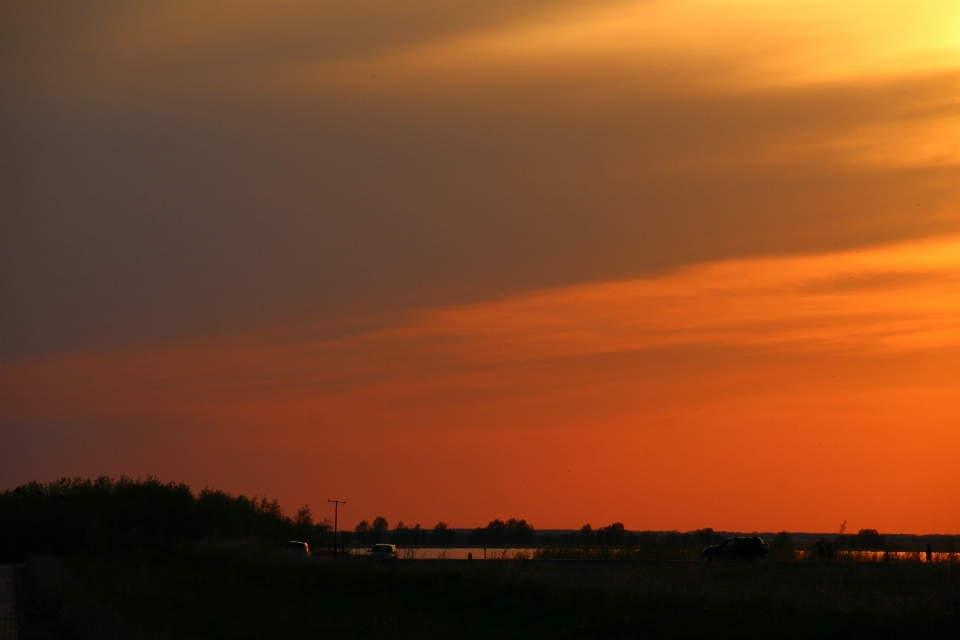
[431, 522, 456, 546]
[690, 528, 721, 548]
[507, 519, 534, 544]
[469, 519, 502, 545]
[579, 524, 594, 547]
[598, 523, 626, 547]
[295, 505, 312, 527]
[293, 505, 313, 541]
[354, 520, 371, 545]
[392, 521, 410, 545]
[371, 516, 389, 543]
[391, 521, 427, 546]
[411, 524, 425, 546]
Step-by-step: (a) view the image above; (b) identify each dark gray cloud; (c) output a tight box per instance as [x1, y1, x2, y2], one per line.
[2, 0, 958, 359]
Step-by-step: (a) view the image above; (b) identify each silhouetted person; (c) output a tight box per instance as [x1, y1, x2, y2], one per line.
[817, 538, 825, 558]
[467, 552, 473, 561]
[926, 544, 933, 563]
[883, 550, 891, 562]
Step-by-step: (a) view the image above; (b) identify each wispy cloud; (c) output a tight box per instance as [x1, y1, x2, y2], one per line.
[4, 235, 958, 420]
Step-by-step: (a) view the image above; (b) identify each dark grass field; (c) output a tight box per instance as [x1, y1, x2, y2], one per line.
[24, 542, 960, 639]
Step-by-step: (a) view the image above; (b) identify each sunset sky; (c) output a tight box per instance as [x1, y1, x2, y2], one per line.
[2, 0, 959, 534]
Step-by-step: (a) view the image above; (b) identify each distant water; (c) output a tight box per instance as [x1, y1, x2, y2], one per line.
[351, 547, 536, 560]
[349, 547, 960, 561]
[353, 547, 960, 562]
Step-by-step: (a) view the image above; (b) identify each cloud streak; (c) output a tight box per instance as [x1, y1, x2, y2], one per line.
[3, 1, 960, 358]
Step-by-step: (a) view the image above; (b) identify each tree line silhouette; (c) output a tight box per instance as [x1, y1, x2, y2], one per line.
[0, 476, 733, 561]
[546, 524, 726, 555]
[347, 518, 728, 553]
[0, 476, 329, 561]
[6, 477, 954, 562]
[353, 518, 458, 546]
[352, 517, 536, 547]
[469, 519, 534, 546]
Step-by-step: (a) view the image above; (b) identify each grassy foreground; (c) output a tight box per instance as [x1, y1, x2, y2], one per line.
[26, 543, 960, 639]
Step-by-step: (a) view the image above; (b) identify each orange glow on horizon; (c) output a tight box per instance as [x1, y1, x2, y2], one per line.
[3, 236, 959, 533]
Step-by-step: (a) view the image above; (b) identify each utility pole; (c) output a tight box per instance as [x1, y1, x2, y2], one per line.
[327, 499, 346, 557]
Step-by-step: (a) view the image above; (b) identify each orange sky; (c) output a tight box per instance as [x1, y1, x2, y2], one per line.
[2, 1, 960, 533]
[4, 236, 959, 532]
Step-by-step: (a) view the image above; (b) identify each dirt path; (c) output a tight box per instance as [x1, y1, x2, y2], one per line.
[0, 565, 18, 640]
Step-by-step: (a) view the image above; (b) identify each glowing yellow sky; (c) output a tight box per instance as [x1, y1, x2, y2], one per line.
[2, 0, 959, 532]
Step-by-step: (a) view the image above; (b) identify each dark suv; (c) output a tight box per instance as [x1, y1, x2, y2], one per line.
[702, 536, 768, 560]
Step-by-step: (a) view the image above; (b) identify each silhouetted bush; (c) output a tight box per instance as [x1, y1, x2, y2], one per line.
[770, 531, 794, 559]
[845, 529, 887, 550]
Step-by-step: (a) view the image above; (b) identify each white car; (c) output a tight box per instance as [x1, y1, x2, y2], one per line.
[366, 544, 398, 561]
[285, 540, 311, 555]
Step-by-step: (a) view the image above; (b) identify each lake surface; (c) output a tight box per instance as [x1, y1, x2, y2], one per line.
[351, 547, 537, 560]
[349, 547, 960, 562]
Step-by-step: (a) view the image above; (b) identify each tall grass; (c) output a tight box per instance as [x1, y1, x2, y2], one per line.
[26, 541, 960, 639]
